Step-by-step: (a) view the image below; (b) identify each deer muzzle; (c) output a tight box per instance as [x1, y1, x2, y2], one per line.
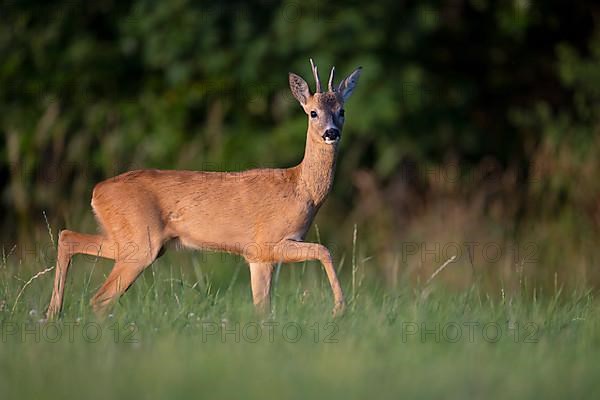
[323, 128, 340, 144]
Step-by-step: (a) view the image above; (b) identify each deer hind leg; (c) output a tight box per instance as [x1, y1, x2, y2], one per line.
[47, 230, 116, 319]
[273, 240, 345, 316]
[248, 262, 274, 314]
[90, 230, 164, 317]
[90, 260, 148, 316]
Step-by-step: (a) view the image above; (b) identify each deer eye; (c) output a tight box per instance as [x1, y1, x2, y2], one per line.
[310, 111, 318, 118]
[339, 109, 345, 117]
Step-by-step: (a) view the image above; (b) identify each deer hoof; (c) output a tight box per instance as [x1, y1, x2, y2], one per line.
[332, 300, 346, 318]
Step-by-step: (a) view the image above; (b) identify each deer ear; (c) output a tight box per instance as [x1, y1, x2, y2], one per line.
[338, 67, 362, 102]
[289, 73, 311, 106]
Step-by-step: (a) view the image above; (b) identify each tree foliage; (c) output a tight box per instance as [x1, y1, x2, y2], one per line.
[1, 0, 599, 246]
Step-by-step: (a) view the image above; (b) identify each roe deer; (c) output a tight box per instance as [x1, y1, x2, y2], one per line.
[47, 59, 362, 319]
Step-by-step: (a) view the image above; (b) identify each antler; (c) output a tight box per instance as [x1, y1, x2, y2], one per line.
[328, 66, 335, 92]
[309, 58, 322, 93]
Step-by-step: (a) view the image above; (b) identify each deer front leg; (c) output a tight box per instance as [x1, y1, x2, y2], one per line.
[272, 240, 345, 316]
[248, 262, 274, 315]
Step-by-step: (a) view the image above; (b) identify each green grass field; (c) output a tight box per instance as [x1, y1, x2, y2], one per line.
[1, 247, 600, 399]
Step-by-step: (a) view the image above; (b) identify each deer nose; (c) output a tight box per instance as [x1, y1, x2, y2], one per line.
[323, 128, 340, 143]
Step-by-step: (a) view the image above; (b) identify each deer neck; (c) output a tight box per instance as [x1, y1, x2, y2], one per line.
[297, 132, 338, 206]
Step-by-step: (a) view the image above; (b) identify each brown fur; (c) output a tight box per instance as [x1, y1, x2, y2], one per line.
[47, 60, 361, 318]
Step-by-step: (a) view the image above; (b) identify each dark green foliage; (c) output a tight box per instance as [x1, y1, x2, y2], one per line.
[1, 0, 599, 286]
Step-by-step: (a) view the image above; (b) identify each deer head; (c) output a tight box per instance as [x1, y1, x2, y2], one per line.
[289, 59, 362, 146]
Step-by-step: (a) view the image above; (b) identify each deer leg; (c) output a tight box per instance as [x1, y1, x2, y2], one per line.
[47, 230, 115, 319]
[89, 230, 163, 317]
[248, 262, 274, 314]
[272, 240, 345, 316]
[89, 225, 165, 317]
[90, 257, 154, 317]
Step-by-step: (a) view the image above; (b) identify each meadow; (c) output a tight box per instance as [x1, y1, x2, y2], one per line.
[1, 231, 600, 399]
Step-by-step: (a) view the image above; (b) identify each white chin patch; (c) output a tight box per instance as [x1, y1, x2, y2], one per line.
[324, 138, 339, 144]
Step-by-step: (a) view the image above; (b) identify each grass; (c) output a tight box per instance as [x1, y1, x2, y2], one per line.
[1, 246, 600, 400]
